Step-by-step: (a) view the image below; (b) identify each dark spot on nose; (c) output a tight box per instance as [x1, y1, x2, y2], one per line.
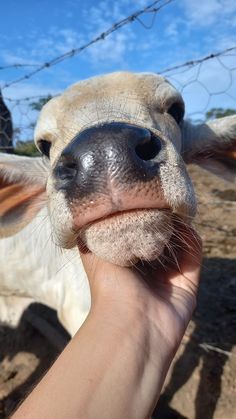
[54, 157, 78, 185]
[135, 133, 161, 161]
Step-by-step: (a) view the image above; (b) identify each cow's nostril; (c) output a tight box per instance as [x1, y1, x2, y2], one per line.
[55, 159, 78, 181]
[135, 134, 161, 161]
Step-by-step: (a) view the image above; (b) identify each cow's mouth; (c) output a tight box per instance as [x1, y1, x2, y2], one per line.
[70, 191, 171, 231]
[81, 207, 170, 227]
[77, 207, 175, 266]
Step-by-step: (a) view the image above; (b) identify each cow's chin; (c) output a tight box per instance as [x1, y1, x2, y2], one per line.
[78, 209, 173, 267]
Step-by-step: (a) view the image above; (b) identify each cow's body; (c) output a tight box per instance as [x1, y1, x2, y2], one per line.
[0, 207, 90, 335]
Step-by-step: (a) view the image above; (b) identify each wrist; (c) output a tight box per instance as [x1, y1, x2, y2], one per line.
[88, 294, 177, 373]
[81, 298, 176, 418]
[90, 282, 186, 354]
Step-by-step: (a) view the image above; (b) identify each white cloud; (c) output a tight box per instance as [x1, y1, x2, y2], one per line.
[182, 0, 236, 27]
[86, 30, 135, 66]
[26, 27, 85, 59]
[2, 81, 59, 101]
[79, 0, 169, 68]
[1, 51, 40, 66]
[0, 1, 142, 71]
[165, 21, 178, 38]
[80, 0, 136, 66]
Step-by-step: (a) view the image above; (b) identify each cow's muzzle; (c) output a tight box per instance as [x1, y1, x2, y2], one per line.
[53, 122, 165, 194]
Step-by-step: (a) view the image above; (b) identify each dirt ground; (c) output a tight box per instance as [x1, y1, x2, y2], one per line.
[0, 165, 235, 419]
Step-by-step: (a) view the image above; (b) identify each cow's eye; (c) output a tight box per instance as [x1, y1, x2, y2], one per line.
[38, 139, 51, 158]
[167, 102, 184, 124]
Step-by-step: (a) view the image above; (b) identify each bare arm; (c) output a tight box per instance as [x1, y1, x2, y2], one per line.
[13, 228, 202, 419]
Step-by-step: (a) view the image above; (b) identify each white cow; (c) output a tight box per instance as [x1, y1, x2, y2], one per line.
[0, 155, 90, 335]
[0, 72, 235, 336]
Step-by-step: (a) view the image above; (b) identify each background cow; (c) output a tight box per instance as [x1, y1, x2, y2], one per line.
[0, 89, 13, 153]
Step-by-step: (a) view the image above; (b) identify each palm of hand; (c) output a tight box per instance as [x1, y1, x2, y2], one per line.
[81, 226, 201, 351]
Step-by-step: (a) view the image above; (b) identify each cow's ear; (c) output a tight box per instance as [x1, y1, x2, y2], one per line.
[182, 115, 236, 182]
[0, 153, 48, 237]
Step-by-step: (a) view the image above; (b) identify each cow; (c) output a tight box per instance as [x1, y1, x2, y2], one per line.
[0, 153, 90, 335]
[0, 72, 235, 336]
[0, 89, 13, 153]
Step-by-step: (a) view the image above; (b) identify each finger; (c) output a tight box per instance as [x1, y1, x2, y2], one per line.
[176, 225, 202, 279]
[170, 225, 202, 293]
[79, 248, 131, 300]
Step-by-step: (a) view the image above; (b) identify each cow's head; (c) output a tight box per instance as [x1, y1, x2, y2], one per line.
[1, 72, 235, 266]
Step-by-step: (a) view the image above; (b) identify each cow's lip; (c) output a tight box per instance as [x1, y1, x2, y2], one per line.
[70, 188, 171, 231]
[76, 207, 172, 254]
[79, 207, 171, 230]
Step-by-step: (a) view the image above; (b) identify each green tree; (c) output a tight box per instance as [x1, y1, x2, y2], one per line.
[29, 94, 53, 111]
[8, 95, 54, 156]
[205, 107, 236, 120]
[14, 140, 39, 157]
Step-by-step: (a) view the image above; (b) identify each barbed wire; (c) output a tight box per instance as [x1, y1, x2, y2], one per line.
[159, 45, 236, 75]
[1, 53, 235, 150]
[2, 44, 236, 105]
[4, 94, 52, 103]
[0, 63, 40, 70]
[1, 0, 174, 90]
[1, 45, 235, 148]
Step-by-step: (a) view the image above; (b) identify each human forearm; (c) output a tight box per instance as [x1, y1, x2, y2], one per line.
[12, 300, 174, 419]
[13, 230, 201, 419]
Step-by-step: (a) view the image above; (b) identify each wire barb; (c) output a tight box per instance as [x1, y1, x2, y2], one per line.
[1, 0, 174, 90]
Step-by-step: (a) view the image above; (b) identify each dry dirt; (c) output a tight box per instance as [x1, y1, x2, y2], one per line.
[0, 165, 235, 419]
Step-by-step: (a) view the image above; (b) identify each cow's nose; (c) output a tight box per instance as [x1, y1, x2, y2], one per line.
[53, 122, 164, 193]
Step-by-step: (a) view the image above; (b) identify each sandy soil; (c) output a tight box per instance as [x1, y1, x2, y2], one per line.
[0, 165, 235, 419]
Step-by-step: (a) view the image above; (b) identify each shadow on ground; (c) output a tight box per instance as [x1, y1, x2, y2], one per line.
[0, 304, 70, 418]
[153, 256, 236, 419]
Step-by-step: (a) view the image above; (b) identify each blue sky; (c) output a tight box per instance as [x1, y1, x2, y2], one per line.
[0, 0, 236, 139]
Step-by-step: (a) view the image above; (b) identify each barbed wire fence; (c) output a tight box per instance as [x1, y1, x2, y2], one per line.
[3, 52, 236, 151]
[0, 0, 235, 356]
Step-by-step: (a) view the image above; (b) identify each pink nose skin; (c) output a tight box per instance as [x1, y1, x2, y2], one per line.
[70, 180, 170, 230]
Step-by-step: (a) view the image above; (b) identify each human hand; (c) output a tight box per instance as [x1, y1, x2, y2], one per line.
[80, 223, 202, 417]
[81, 223, 202, 351]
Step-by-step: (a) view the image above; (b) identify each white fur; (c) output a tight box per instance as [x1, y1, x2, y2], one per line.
[0, 207, 90, 335]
